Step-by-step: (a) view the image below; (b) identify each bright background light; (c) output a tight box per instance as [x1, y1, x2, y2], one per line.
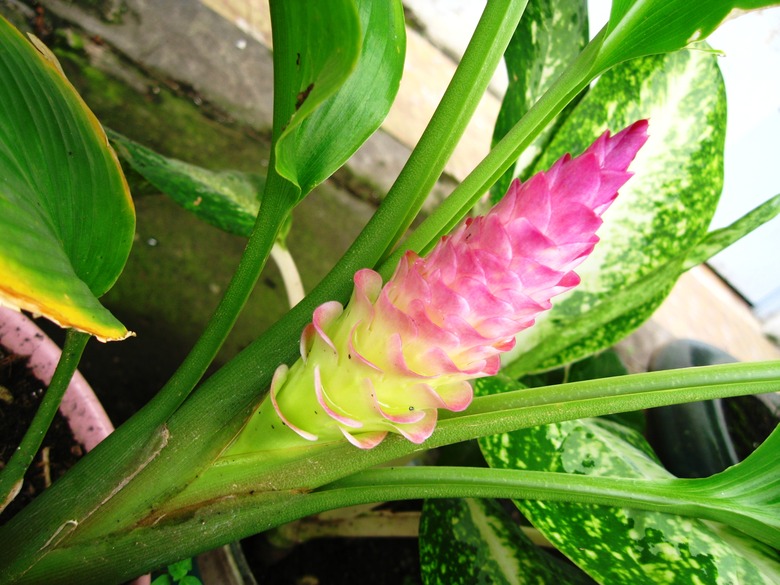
[407, 1, 780, 325]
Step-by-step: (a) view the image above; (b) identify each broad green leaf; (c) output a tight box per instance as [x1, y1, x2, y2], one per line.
[0, 16, 133, 341]
[109, 131, 264, 238]
[273, 0, 405, 199]
[592, 0, 780, 74]
[478, 396, 780, 583]
[419, 498, 594, 585]
[684, 192, 780, 269]
[502, 48, 726, 375]
[491, 0, 588, 202]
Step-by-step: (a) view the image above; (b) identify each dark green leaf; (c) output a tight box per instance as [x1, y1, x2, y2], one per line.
[491, 0, 589, 202]
[272, 0, 405, 199]
[109, 131, 264, 238]
[419, 498, 594, 585]
[502, 48, 726, 375]
[0, 16, 134, 340]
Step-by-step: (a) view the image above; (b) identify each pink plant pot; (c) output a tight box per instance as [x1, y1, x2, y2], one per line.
[0, 306, 112, 450]
[0, 306, 151, 585]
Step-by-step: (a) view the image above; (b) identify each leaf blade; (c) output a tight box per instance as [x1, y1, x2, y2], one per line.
[109, 130, 263, 238]
[491, 0, 589, 202]
[272, 0, 405, 199]
[0, 16, 134, 340]
[502, 48, 726, 374]
[593, 0, 780, 73]
[478, 386, 780, 584]
[684, 192, 780, 269]
[419, 498, 593, 585]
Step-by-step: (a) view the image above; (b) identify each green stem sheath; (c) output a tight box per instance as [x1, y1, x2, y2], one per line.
[18, 420, 777, 585]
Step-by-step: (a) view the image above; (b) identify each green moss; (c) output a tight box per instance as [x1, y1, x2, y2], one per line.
[66, 0, 126, 24]
[55, 48, 271, 173]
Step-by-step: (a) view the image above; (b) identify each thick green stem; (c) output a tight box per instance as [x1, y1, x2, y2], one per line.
[320, 464, 778, 548]
[0, 329, 89, 513]
[143, 166, 295, 417]
[16, 419, 778, 585]
[6, 361, 778, 584]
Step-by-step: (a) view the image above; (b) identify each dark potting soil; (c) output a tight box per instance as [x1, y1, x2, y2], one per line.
[0, 347, 83, 525]
[242, 533, 423, 585]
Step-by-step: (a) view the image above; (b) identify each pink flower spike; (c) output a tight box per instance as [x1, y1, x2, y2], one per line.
[258, 121, 648, 450]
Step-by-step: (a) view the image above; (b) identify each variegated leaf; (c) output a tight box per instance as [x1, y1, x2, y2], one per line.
[109, 130, 264, 238]
[477, 376, 780, 584]
[490, 0, 589, 202]
[502, 48, 726, 375]
[419, 498, 594, 585]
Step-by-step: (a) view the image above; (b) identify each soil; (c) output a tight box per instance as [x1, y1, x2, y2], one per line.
[242, 534, 422, 585]
[0, 346, 83, 525]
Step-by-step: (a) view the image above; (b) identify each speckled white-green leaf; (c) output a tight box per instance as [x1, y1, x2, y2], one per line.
[478, 379, 780, 584]
[109, 130, 264, 238]
[490, 0, 588, 202]
[502, 48, 726, 375]
[419, 498, 594, 585]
